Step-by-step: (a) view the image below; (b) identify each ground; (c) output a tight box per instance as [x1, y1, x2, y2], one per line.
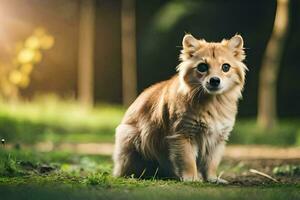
[0, 99, 300, 199]
[1, 147, 300, 200]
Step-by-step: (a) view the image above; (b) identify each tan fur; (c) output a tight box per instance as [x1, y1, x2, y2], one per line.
[113, 34, 247, 182]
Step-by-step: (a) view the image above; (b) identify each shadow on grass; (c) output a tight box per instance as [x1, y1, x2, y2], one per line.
[1, 183, 300, 200]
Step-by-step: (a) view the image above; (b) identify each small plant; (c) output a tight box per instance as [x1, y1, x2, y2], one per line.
[84, 172, 111, 187]
[2, 154, 19, 176]
[273, 165, 300, 176]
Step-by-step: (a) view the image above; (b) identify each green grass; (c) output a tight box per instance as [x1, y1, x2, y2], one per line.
[0, 96, 125, 144]
[0, 97, 299, 146]
[231, 118, 300, 146]
[1, 184, 300, 200]
[0, 149, 111, 177]
[0, 149, 299, 200]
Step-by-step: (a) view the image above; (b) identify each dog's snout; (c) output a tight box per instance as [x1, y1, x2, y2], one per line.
[209, 77, 220, 87]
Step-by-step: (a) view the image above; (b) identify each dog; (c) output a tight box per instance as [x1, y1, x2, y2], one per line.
[113, 34, 247, 183]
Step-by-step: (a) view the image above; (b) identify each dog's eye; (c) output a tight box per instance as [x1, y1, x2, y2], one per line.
[196, 63, 209, 73]
[222, 63, 231, 72]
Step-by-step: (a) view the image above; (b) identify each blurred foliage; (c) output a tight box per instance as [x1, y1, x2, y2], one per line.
[153, 1, 198, 33]
[231, 119, 300, 146]
[0, 28, 54, 100]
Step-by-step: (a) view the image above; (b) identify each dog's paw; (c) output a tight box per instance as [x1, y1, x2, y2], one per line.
[207, 177, 229, 184]
[181, 175, 201, 182]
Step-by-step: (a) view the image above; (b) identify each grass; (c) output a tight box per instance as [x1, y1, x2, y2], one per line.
[0, 96, 125, 144]
[0, 149, 300, 200]
[0, 96, 300, 146]
[1, 184, 300, 200]
[0, 97, 300, 199]
[231, 118, 300, 146]
[0, 149, 111, 177]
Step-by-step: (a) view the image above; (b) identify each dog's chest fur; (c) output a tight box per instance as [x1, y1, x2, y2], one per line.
[179, 111, 234, 142]
[174, 94, 238, 157]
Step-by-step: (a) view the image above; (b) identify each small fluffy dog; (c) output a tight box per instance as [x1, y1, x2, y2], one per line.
[113, 34, 247, 183]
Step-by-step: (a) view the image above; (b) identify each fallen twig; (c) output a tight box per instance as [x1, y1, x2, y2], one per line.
[249, 169, 278, 182]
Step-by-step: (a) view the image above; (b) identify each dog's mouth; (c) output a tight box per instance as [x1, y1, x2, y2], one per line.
[204, 85, 223, 94]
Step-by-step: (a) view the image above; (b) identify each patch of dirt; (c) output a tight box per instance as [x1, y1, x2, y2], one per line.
[222, 158, 300, 186]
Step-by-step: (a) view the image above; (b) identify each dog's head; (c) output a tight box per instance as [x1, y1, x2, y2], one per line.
[178, 34, 247, 96]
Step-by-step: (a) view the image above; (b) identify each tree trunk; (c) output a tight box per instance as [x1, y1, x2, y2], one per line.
[257, 0, 289, 130]
[121, 0, 137, 106]
[78, 0, 95, 107]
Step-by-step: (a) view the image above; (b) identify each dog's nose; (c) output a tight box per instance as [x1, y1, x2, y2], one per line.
[209, 77, 220, 87]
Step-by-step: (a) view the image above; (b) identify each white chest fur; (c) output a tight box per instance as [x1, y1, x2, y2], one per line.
[205, 117, 235, 142]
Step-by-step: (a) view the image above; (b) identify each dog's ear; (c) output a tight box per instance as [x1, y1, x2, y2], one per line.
[226, 35, 245, 60]
[182, 34, 200, 52]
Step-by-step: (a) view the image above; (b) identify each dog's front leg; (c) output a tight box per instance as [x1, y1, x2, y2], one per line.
[168, 135, 199, 181]
[202, 142, 228, 184]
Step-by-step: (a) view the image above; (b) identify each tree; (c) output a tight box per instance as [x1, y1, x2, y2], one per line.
[121, 0, 137, 106]
[257, 0, 289, 130]
[78, 0, 95, 107]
